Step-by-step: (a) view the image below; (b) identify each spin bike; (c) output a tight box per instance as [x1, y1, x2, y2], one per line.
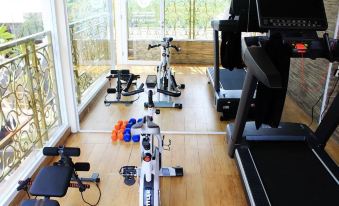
[119, 76, 184, 206]
[146, 37, 185, 109]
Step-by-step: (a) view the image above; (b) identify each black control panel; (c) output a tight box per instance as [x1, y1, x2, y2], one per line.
[256, 0, 328, 31]
[262, 18, 327, 30]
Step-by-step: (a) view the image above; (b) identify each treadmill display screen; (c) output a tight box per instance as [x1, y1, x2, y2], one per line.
[256, 0, 327, 30]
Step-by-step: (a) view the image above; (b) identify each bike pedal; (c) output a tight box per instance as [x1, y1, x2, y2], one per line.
[124, 176, 136, 186]
[119, 166, 137, 185]
[119, 166, 137, 176]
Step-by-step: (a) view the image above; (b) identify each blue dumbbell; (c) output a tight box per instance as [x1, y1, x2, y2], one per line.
[137, 118, 143, 123]
[132, 134, 140, 142]
[124, 133, 131, 142]
[124, 128, 131, 135]
[128, 118, 136, 125]
[126, 123, 133, 129]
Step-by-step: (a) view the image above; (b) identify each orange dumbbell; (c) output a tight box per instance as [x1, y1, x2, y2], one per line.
[118, 131, 124, 141]
[114, 124, 120, 131]
[111, 130, 118, 142]
[118, 120, 123, 126]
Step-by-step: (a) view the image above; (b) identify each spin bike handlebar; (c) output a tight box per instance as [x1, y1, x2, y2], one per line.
[148, 44, 161, 50]
[170, 45, 180, 52]
[121, 83, 145, 96]
[148, 44, 180, 52]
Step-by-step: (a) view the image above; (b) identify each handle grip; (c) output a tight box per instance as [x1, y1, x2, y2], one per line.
[122, 83, 144, 96]
[17, 178, 31, 191]
[148, 44, 160, 50]
[170, 45, 180, 52]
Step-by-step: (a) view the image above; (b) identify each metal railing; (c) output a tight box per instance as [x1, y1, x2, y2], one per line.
[69, 14, 111, 104]
[165, 0, 228, 40]
[0, 31, 61, 181]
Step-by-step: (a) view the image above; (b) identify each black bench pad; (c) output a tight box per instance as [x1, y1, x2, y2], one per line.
[30, 166, 73, 197]
[20, 199, 60, 206]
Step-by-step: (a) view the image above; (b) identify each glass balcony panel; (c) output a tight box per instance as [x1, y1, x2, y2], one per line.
[67, 0, 113, 105]
[0, 31, 62, 181]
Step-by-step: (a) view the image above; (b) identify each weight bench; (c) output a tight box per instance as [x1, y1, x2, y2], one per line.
[104, 69, 141, 105]
[20, 166, 72, 206]
[18, 146, 100, 206]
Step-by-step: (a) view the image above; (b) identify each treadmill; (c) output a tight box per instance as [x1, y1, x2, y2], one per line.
[226, 0, 339, 205]
[207, 0, 262, 120]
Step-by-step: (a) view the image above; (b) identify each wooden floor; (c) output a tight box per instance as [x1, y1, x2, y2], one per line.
[26, 65, 339, 205]
[80, 65, 227, 131]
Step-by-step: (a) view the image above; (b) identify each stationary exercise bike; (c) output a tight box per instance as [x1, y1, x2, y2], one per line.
[104, 69, 141, 105]
[146, 37, 185, 109]
[119, 78, 184, 206]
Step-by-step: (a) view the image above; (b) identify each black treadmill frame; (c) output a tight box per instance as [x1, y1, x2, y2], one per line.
[225, 0, 339, 203]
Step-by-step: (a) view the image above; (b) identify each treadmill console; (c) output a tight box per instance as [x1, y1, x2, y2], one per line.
[256, 0, 328, 30]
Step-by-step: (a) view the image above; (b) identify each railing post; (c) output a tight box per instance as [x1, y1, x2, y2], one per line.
[192, 0, 196, 39]
[22, 41, 44, 148]
[47, 32, 62, 126]
[189, 0, 192, 39]
[29, 40, 48, 143]
[69, 25, 81, 104]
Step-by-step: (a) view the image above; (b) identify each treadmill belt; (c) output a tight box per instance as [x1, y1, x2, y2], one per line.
[219, 69, 246, 90]
[249, 141, 339, 206]
[207, 67, 245, 90]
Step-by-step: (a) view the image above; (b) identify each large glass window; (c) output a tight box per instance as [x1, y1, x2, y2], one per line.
[0, 0, 62, 181]
[165, 0, 229, 40]
[127, 0, 162, 61]
[66, 0, 113, 105]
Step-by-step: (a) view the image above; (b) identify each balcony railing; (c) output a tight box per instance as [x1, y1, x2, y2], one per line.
[69, 14, 111, 104]
[0, 31, 61, 181]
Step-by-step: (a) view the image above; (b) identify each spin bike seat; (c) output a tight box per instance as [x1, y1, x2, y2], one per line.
[146, 118, 160, 129]
[131, 117, 160, 135]
[29, 166, 73, 197]
[20, 199, 60, 206]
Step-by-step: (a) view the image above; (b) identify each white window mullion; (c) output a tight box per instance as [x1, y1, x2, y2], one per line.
[50, 0, 80, 132]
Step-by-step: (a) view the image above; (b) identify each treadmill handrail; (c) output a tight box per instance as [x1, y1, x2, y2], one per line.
[242, 37, 282, 88]
[211, 19, 240, 31]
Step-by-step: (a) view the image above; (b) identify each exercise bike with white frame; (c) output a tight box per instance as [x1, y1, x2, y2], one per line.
[119, 86, 184, 206]
[146, 37, 185, 109]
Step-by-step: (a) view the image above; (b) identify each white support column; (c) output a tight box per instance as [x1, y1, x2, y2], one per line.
[50, 0, 80, 132]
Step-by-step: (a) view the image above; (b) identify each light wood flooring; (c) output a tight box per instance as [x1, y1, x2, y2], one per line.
[23, 65, 339, 205]
[80, 65, 228, 131]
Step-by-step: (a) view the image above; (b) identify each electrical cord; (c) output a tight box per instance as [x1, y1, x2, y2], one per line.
[80, 182, 101, 206]
[308, 77, 338, 127]
[320, 77, 339, 119]
[25, 191, 30, 199]
[308, 92, 324, 127]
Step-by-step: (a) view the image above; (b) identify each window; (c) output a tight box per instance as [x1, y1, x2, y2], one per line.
[0, 0, 62, 181]
[165, 0, 229, 40]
